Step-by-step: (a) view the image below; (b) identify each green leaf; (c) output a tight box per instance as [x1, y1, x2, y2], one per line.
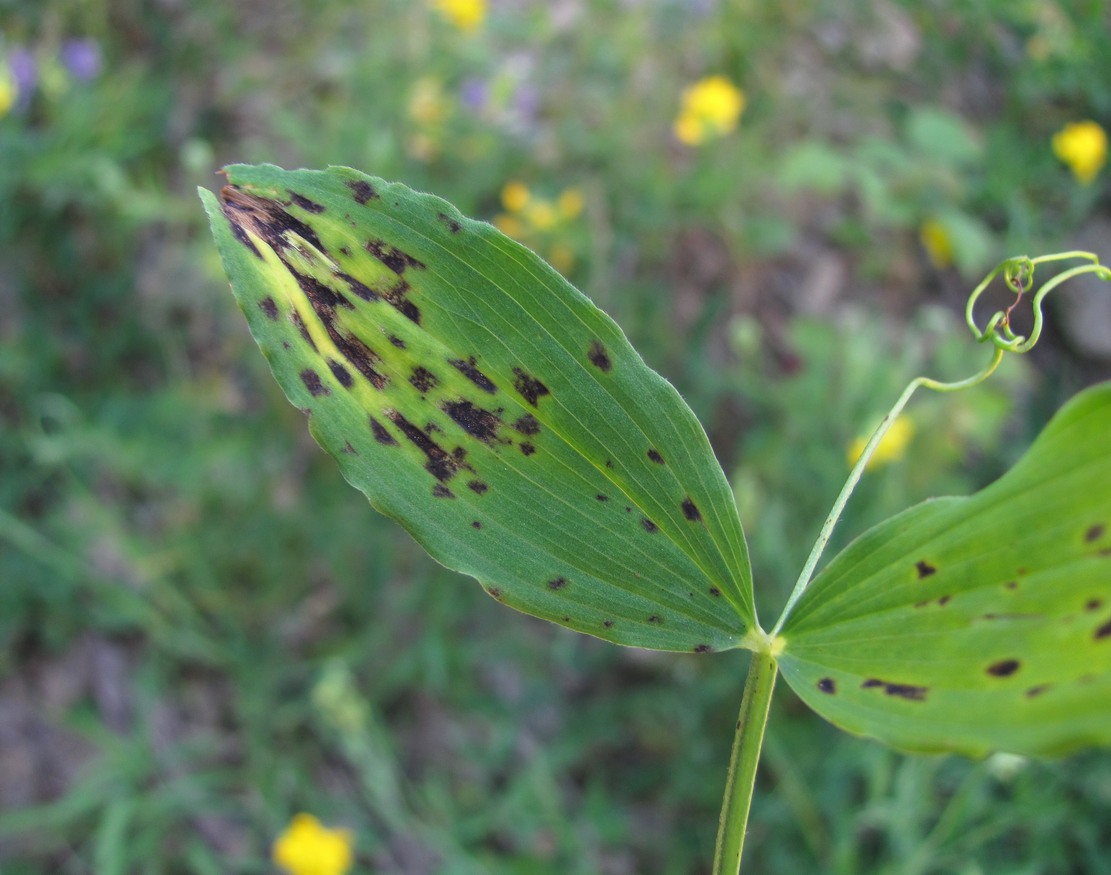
[777, 383, 1111, 756]
[199, 165, 753, 652]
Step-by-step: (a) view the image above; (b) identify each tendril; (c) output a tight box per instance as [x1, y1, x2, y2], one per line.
[771, 250, 1111, 637]
[966, 251, 1111, 355]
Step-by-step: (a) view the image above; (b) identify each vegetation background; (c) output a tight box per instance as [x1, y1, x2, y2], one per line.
[2, 1, 1110, 872]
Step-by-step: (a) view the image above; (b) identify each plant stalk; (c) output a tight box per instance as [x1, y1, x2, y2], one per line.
[713, 648, 779, 875]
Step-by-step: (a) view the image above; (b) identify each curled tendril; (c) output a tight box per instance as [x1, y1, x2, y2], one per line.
[773, 249, 1111, 635]
[966, 251, 1111, 355]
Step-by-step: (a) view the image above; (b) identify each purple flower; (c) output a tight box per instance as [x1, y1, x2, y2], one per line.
[9, 47, 36, 107]
[513, 84, 539, 122]
[459, 77, 488, 111]
[60, 38, 102, 82]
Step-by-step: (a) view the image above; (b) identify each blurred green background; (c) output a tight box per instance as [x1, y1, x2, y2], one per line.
[2, 1, 1110, 873]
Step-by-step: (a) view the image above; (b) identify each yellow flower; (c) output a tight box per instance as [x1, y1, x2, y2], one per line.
[919, 218, 953, 269]
[501, 181, 530, 213]
[433, 0, 486, 32]
[548, 243, 575, 273]
[1052, 120, 1107, 185]
[674, 75, 745, 146]
[408, 77, 447, 125]
[493, 213, 523, 238]
[0, 65, 16, 118]
[525, 200, 557, 231]
[557, 188, 584, 219]
[273, 814, 354, 875]
[848, 415, 915, 471]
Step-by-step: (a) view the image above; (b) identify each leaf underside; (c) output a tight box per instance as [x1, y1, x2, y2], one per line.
[779, 383, 1111, 756]
[200, 164, 753, 653]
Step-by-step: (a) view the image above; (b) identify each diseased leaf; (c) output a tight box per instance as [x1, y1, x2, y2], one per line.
[778, 383, 1111, 756]
[199, 164, 753, 652]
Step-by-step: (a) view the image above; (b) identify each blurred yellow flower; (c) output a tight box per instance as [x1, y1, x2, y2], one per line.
[273, 814, 353, 875]
[433, 0, 486, 32]
[919, 218, 953, 269]
[494, 213, 524, 238]
[408, 77, 447, 125]
[674, 75, 745, 146]
[0, 66, 16, 118]
[526, 200, 557, 231]
[557, 188, 584, 219]
[848, 415, 915, 471]
[501, 181, 530, 213]
[494, 182, 583, 272]
[1051, 120, 1107, 185]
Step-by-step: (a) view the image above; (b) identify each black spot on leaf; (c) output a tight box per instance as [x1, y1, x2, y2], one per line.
[259, 297, 279, 320]
[409, 367, 439, 393]
[986, 659, 1021, 677]
[291, 267, 354, 312]
[937, 595, 951, 606]
[603, 619, 614, 628]
[709, 587, 722, 598]
[289, 191, 325, 213]
[471, 520, 482, 529]
[681, 498, 702, 522]
[693, 644, 713, 653]
[432, 483, 455, 499]
[443, 400, 502, 444]
[219, 186, 326, 254]
[488, 587, 504, 601]
[596, 494, 609, 502]
[450, 357, 497, 393]
[641, 518, 658, 533]
[1004, 581, 1018, 590]
[548, 577, 567, 591]
[329, 360, 354, 389]
[381, 279, 422, 325]
[389, 335, 406, 349]
[817, 678, 836, 694]
[512, 414, 540, 435]
[339, 272, 379, 302]
[300, 369, 329, 396]
[1086, 523, 1106, 543]
[512, 368, 550, 406]
[884, 683, 928, 701]
[916, 560, 937, 578]
[647, 449, 664, 464]
[648, 615, 662, 624]
[227, 219, 262, 258]
[1095, 619, 1111, 641]
[605, 459, 614, 468]
[340, 246, 351, 256]
[291, 311, 316, 350]
[1086, 598, 1104, 611]
[588, 340, 612, 372]
[366, 238, 426, 274]
[467, 480, 488, 494]
[387, 410, 457, 481]
[370, 417, 397, 445]
[861, 679, 884, 689]
[1026, 685, 1050, 698]
[347, 179, 379, 204]
[341, 441, 357, 455]
[437, 211, 462, 233]
[520, 442, 535, 456]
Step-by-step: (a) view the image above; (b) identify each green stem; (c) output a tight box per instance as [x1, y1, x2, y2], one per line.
[713, 649, 778, 875]
[769, 346, 1004, 637]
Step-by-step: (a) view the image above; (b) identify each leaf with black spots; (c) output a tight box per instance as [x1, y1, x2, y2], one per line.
[200, 164, 755, 652]
[777, 383, 1111, 756]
